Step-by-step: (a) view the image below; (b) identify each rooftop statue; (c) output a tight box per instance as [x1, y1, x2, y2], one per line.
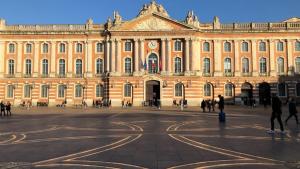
[113, 11, 122, 25]
[185, 10, 200, 27]
[137, 0, 169, 17]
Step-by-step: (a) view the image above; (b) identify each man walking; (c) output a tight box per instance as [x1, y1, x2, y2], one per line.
[218, 95, 224, 113]
[201, 100, 206, 112]
[268, 94, 285, 134]
[6, 101, 12, 116]
[285, 98, 299, 125]
[0, 101, 5, 116]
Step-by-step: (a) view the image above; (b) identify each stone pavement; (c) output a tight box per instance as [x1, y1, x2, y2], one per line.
[0, 105, 299, 169]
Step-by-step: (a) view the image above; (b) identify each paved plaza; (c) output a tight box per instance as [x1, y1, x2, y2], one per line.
[0, 106, 300, 169]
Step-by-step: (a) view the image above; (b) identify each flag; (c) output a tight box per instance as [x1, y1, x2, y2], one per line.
[143, 59, 147, 70]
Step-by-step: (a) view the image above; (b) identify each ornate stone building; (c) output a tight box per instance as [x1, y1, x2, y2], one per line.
[1, 1, 300, 107]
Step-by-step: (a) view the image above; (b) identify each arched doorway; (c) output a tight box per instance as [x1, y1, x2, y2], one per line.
[241, 82, 253, 105]
[148, 53, 158, 74]
[145, 80, 160, 106]
[259, 82, 271, 105]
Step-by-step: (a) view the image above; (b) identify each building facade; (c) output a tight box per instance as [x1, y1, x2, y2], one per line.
[1, 1, 300, 107]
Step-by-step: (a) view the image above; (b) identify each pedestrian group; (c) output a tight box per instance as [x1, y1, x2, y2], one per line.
[0, 101, 12, 117]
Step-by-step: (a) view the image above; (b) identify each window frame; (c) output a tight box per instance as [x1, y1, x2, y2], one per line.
[76, 43, 83, 53]
[24, 84, 31, 98]
[75, 59, 83, 75]
[41, 85, 48, 98]
[124, 57, 132, 74]
[277, 41, 284, 52]
[42, 59, 49, 76]
[259, 57, 267, 73]
[241, 41, 249, 52]
[224, 41, 231, 52]
[124, 41, 132, 52]
[203, 42, 210, 52]
[204, 83, 212, 97]
[75, 84, 83, 98]
[175, 83, 183, 97]
[6, 85, 14, 98]
[8, 43, 15, 54]
[259, 41, 266, 52]
[8, 59, 15, 75]
[124, 83, 132, 97]
[96, 58, 104, 74]
[59, 59, 66, 75]
[174, 40, 182, 52]
[25, 59, 32, 75]
[203, 58, 210, 74]
[174, 57, 182, 73]
[42, 43, 49, 54]
[225, 83, 234, 97]
[59, 43, 66, 53]
[96, 42, 103, 53]
[242, 57, 249, 73]
[224, 57, 232, 73]
[96, 84, 104, 98]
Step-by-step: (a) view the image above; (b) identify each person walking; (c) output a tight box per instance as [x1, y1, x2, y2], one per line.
[285, 98, 299, 125]
[0, 101, 5, 116]
[212, 99, 216, 112]
[201, 100, 206, 112]
[6, 101, 12, 116]
[207, 100, 212, 112]
[268, 94, 285, 134]
[218, 95, 224, 113]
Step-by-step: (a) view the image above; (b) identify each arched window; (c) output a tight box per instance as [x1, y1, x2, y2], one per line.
[259, 57, 267, 73]
[42, 43, 49, 53]
[8, 59, 14, 75]
[124, 83, 132, 97]
[175, 83, 183, 97]
[225, 83, 233, 97]
[75, 84, 82, 97]
[295, 41, 300, 51]
[41, 85, 48, 98]
[125, 58, 132, 73]
[24, 84, 31, 98]
[259, 42, 266, 51]
[96, 58, 103, 74]
[174, 57, 182, 73]
[125, 41, 132, 51]
[58, 85, 65, 98]
[203, 42, 210, 52]
[203, 58, 210, 74]
[148, 54, 158, 74]
[224, 42, 231, 52]
[25, 59, 32, 75]
[204, 83, 212, 96]
[76, 59, 82, 75]
[96, 84, 104, 97]
[26, 43, 32, 53]
[277, 41, 284, 51]
[295, 57, 300, 74]
[42, 59, 48, 75]
[277, 57, 284, 74]
[296, 83, 300, 97]
[242, 42, 248, 52]
[59, 59, 66, 75]
[9, 43, 15, 53]
[278, 83, 286, 97]
[224, 58, 231, 73]
[7, 85, 14, 98]
[59, 43, 66, 53]
[96, 43, 103, 53]
[174, 40, 182, 51]
[242, 58, 249, 73]
[76, 43, 83, 53]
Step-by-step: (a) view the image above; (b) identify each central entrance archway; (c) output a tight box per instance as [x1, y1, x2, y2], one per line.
[241, 82, 253, 106]
[145, 80, 160, 106]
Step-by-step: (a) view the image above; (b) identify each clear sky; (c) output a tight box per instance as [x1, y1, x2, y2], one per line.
[0, 0, 299, 25]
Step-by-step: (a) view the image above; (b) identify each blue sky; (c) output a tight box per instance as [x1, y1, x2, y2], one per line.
[0, 0, 299, 24]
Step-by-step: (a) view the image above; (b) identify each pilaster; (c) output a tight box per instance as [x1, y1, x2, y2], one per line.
[160, 38, 166, 75]
[166, 38, 172, 75]
[134, 38, 139, 75]
[251, 40, 258, 76]
[0, 41, 4, 78]
[234, 40, 240, 76]
[117, 39, 122, 75]
[287, 39, 294, 76]
[16, 41, 23, 77]
[213, 40, 222, 76]
[111, 39, 116, 74]
[105, 40, 111, 72]
[67, 41, 73, 78]
[140, 39, 145, 72]
[86, 40, 93, 77]
[33, 42, 39, 77]
[184, 38, 190, 74]
[269, 40, 276, 76]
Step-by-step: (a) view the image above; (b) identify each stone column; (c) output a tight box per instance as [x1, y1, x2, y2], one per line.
[213, 40, 222, 76]
[234, 40, 240, 76]
[0, 41, 4, 78]
[16, 42, 23, 77]
[111, 39, 116, 74]
[269, 40, 276, 76]
[86, 40, 93, 77]
[287, 39, 294, 76]
[117, 39, 122, 75]
[184, 38, 190, 74]
[105, 40, 111, 72]
[251, 40, 258, 76]
[192, 38, 201, 75]
[33, 42, 39, 77]
[134, 38, 139, 75]
[67, 41, 73, 78]
[166, 38, 172, 74]
[140, 39, 145, 72]
[161, 38, 166, 74]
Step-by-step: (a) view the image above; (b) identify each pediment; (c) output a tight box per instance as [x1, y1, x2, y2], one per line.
[283, 17, 300, 23]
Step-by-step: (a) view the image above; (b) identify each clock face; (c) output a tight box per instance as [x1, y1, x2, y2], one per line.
[148, 41, 157, 49]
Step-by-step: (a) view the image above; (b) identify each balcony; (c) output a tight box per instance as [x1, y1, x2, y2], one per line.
[23, 74, 32, 78]
[57, 74, 66, 78]
[40, 74, 49, 78]
[74, 74, 84, 78]
[259, 72, 269, 77]
[5, 74, 15, 78]
[123, 72, 133, 76]
[241, 72, 252, 77]
[94, 73, 105, 78]
[202, 72, 212, 77]
[173, 72, 184, 76]
[224, 72, 234, 77]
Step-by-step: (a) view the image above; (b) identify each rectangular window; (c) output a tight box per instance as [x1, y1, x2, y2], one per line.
[58, 85, 65, 98]
[24, 85, 31, 98]
[9, 44, 15, 53]
[125, 42, 132, 51]
[7, 85, 14, 98]
[96, 43, 103, 53]
[41, 85, 48, 98]
[26, 44, 32, 53]
[174, 41, 182, 51]
[277, 42, 284, 51]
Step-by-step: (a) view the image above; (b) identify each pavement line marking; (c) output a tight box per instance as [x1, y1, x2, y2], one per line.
[73, 160, 148, 169]
[35, 163, 117, 169]
[180, 134, 292, 141]
[0, 134, 16, 144]
[13, 134, 27, 143]
[195, 162, 282, 169]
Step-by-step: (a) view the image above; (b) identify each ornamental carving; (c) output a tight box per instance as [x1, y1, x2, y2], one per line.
[134, 17, 173, 30]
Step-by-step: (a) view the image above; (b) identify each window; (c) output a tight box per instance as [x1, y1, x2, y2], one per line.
[295, 57, 300, 73]
[42, 59, 48, 75]
[175, 83, 183, 97]
[242, 42, 248, 52]
[174, 57, 182, 73]
[26, 43, 32, 53]
[277, 57, 284, 74]
[204, 83, 212, 96]
[224, 42, 231, 52]
[58, 85, 65, 98]
[203, 58, 210, 74]
[203, 42, 210, 52]
[242, 58, 249, 73]
[259, 42, 266, 51]
[259, 57, 267, 73]
[96, 43, 103, 53]
[295, 41, 300, 51]
[278, 83, 286, 97]
[24, 85, 31, 98]
[8, 59, 14, 75]
[42, 43, 49, 53]
[76, 43, 83, 53]
[125, 58, 132, 73]
[76, 59, 82, 75]
[125, 41, 132, 51]
[277, 41, 284, 51]
[96, 58, 103, 74]
[296, 83, 300, 97]
[174, 40, 182, 51]
[225, 83, 233, 97]
[59, 43, 66, 53]
[224, 58, 231, 73]
[96, 84, 104, 97]
[9, 43, 15, 53]
[75, 84, 82, 97]
[7, 85, 14, 98]
[124, 83, 132, 97]
[59, 59, 66, 75]
[25, 59, 32, 75]
[41, 85, 48, 98]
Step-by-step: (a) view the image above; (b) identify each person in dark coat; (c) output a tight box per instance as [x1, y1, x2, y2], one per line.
[207, 100, 212, 112]
[285, 98, 299, 125]
[201, 100, 206, 112]
[218, 95, 224, 113]
[268, 94, 285, 134]
[6, 101, 12, 116]
[0, 101, 5, 116]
